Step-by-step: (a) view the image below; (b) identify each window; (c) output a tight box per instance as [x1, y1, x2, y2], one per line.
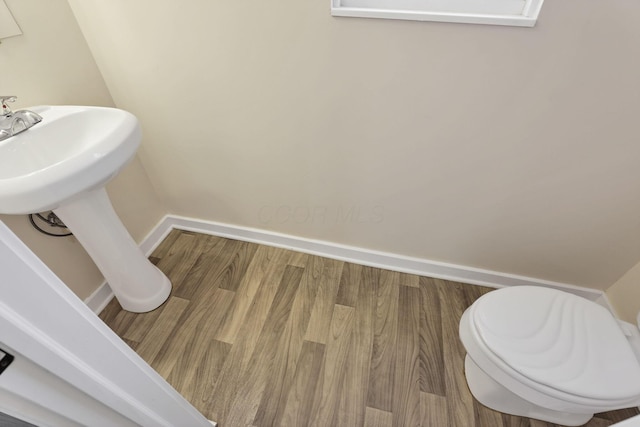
[331, 0, 544, 27]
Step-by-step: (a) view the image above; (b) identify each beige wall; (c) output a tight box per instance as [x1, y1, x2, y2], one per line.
[608, 262, 640, 323]
[67, 0, 640, 293]
[0, 0, 165, 300]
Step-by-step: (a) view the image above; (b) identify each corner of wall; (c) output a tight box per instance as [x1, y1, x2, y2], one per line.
[606, 260, 640, 323]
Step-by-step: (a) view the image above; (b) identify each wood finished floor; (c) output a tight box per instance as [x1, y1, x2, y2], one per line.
[99, 230, 639, 427]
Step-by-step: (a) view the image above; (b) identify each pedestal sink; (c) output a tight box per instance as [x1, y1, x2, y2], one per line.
[0, 105, 171, 313]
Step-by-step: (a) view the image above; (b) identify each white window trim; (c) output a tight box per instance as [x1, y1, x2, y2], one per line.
[331, 0, 544, 27]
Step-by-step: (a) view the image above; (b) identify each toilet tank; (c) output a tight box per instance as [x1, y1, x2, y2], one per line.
[619, 318, 640, 364]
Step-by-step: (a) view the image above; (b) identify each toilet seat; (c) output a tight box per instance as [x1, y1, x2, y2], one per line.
[466, 286, 640, 406]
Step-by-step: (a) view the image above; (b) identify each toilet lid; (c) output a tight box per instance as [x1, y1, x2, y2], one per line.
[472, 286, 640, 401]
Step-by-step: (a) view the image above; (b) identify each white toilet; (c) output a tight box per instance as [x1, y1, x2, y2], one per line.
[459, 285, 640, 426]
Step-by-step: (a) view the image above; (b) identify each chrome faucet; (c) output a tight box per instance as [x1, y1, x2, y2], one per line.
[0, 96, 42, 142]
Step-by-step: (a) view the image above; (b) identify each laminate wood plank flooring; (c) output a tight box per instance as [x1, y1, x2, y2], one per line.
[367, 268, 398, 413]
[99, 230, 639, 427]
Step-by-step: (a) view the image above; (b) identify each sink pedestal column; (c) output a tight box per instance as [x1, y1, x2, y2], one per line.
[54, 187, 171, 313]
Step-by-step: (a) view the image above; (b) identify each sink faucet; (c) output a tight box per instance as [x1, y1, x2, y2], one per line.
[0, 96, 42, 142]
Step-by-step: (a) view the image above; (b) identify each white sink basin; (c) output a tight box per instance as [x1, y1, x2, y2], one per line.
[0, 105, 140, 215]
[0, 105, 170, 313]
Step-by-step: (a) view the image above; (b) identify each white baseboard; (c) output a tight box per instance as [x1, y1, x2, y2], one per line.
[87, 214, 612, 314]
[84, 280, 114, 314]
